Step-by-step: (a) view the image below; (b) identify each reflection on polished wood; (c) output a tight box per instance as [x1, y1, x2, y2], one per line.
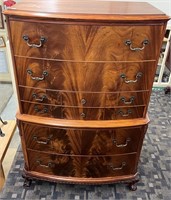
[4, 0, 169, 190]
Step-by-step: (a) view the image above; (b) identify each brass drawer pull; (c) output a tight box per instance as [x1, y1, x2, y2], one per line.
[118, 109, 132, 117]
[120, 96, 135, 104]
[27, 69, 48, 81]
[34, 105, 48, 113]
[113, 138, 131, 147]
[36, 160, 54, 168]
[109, 162, 126, 171]
[125, 39, 149, 51]
[81, 98, 87, 105]
[32, 93, 47, 102]
[33, 136, 51, 144]
[23, 35, 46, 48]
[120, 72, 142, 84]
[80, 112, 86, 118]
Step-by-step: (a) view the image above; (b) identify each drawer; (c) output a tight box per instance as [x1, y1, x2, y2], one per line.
[21, 102, 105, 120]
[105, 106, 145, 120]
[21, 102, 145, 120]
[105, 91, 149, 107]
[10, 21, 164, 61]
[23, 123, 145, 155]
[15, 57, 156, 91]
[19, 86, 149, 108]
[27, 150, 137, 177]
[19, 86, 106, 107]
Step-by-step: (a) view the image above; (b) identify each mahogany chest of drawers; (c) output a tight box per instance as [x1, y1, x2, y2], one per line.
[4, 0, 169, 190]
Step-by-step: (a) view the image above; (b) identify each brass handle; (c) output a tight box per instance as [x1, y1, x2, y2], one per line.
[120, 96, 135, 105]
[113, 138, 131, 147]
[109, 162, 126, 171]
[23, 35, 46, 48]
[32, 93, 47, 102]
[80, 112, 86, 118]
[34, 105, 48, 113]
[81, 98, 87, 105]
[120, 72, 142, 84]
[33, 136, 51, 144]
[36, 160, 53, 168]
[125, 39, 149, 51]
[27, 69, 48, 81]
[118, 109, 132, 117]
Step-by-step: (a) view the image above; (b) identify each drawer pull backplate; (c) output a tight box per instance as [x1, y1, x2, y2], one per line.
[125, 39, 149, 51]
[32, 93, 47, 102]
[36, 160, 54, 168]
[109, 162, 126, 171]
[120, 72, 142, 84]
[120, 96, 135, 104]
[23, 35, 46, 48]
[27, 69, 48, 81]
[113, 138, 131, 147]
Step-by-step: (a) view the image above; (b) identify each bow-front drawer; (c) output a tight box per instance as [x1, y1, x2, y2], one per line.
[27, 149, 137, 177]
[15, 57, 156, 91]
[10, 21, 164, 61]
[23, 122, 145, 155]
[19, 86, 149, 108]
[21, 102, 146, 120]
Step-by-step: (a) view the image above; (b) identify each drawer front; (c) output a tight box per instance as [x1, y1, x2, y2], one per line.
[19, 87, 105, 107]
[15, 57, 156, 91]
[23, 123, 145, 155]
[10, 21, 164, 61]
[19, 86, 149, 107]
[27, 150, 137, 177]
[105, 91, 149, 107]
[21, 102, 145, 120]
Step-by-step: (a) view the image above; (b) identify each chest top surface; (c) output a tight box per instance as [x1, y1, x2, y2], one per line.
[3, 0, 170, 22]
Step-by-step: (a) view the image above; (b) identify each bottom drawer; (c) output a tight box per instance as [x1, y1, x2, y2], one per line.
[27, 150, 137, 178]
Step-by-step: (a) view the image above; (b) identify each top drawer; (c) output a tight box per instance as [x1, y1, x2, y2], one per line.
[9, 21, 164, 61]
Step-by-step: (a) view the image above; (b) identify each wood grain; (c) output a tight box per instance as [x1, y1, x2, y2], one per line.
[10, 21, 164, 61]
[23, 122, 145, 155]
[4, 0, 170, 23]
[15, 58, 156, 91]
[27, 149, 137, 178]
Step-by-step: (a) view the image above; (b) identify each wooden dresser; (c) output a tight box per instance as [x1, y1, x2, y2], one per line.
[4, 0, 169, 190]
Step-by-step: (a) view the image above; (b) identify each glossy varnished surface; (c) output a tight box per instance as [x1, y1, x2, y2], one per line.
[5, 0, 169, 186]
[4, 0, 169, 22]
[27, 149, 137, 178]
[10, 21, 164, 61]
[15, 58, 156, 91]
[23, 123, 145, 155]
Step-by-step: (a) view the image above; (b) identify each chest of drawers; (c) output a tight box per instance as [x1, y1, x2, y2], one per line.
[4, 0, 169, 190]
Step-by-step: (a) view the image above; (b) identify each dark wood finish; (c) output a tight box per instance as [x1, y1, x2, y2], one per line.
[4, 0, 169, 189]
[27, 149, 137, 178]
[23, 122, 145, 155]
[19, 86, 149, 107]
[10, 21, 164, 61]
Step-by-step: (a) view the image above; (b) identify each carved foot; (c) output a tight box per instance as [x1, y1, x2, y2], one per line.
[23, 177, 32, 187]
[129, 182, 137, 191]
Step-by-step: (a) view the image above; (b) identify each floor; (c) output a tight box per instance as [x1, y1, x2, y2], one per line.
[0, 90, 20, 180]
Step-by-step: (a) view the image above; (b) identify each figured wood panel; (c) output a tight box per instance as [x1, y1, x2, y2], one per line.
[19, 86, 149, 107]
[15, 58, 156, 92]
[23, 122, 145, 155]
[21, 102, 146, 120]
[10, 21, 165, 61]
[27, 149, 137, 177]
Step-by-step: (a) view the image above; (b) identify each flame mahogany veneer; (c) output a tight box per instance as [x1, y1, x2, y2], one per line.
[4, 0, 170, 190]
